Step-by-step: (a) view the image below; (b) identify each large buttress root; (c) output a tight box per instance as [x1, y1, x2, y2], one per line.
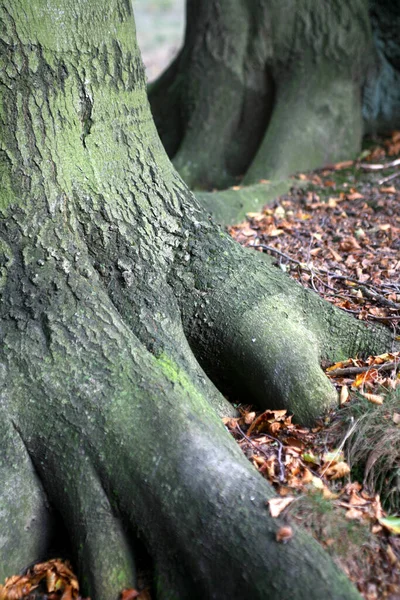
[174, 240, 394, 425]
[0, 416, 52, 582]
[2, 276, 363, 599]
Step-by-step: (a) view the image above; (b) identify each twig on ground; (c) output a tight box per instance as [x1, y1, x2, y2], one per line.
[360, 286, 400, 310]
[360, 157, 400, 171]
[320, 416, 360, 476]
[328, 361, 399, 377]
[378, 170, 400, 185]
[253, 244, 302, 266]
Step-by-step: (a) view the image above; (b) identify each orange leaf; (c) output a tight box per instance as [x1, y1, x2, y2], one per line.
[353, 369, 378, 387]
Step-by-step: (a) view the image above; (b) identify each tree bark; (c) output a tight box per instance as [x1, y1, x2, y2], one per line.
[0, 1, 396, 599]
[149, 0, 400, 193]
[363, 0, 400, 133]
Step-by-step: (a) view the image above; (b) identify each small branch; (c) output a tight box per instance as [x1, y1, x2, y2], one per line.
[360, 286, 400, 310]
[328, 361, 399, 377]
[236, 423, 286, 483]
[378, 170, 400, 186]
[360, 157, 400, 171]
[368, 314, 400, 321]
[252, 244, 301, 266]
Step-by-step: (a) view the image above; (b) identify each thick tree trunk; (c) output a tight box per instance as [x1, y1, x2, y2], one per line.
[0, 2, 396, 599]
[363, 0, 400, 133]
[149, 0, 400, 193]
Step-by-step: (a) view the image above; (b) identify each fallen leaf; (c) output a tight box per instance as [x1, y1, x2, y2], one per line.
[346, 191, 364, 200]
[360, 392, 384, 405]
[387, 544, 398, 565]
[324, 461, 351, 479]
[243, 411, 256, 425]
[302, 452, 320, 465]
[328, 247, 343, 262]
[378, 516, 400, 535]
[353, 370, 378, 387]
[311, 476, 324, 490]
[247, 409, 288, 436]
[339, 385, 349, 405]
[268, 496, 295, 517]
[322, 450, 345, 465]
[345, 508, 364, 520]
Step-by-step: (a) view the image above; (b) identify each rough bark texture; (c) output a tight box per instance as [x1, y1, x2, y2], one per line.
[149, 0, 400, 194]
[0, 2, 396, 599]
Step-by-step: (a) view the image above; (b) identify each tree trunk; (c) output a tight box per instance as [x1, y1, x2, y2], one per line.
[149, 0, 400, 192]
[363, 0, 400, 134]
[0, 2, 396, 599]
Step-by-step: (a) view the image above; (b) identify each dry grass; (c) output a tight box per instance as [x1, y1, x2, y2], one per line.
[331, 388, 400, 512]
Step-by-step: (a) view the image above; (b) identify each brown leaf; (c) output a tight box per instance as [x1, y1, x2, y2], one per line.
[353, 370, 378, 387]
[339, 237, 361, 252]
[268, 496, 295, 517]
[243, 411, 256, 425]
[387, 544, 398, 565]
[324, 461, 351, 479]
[360, 392, 384, 405]
[60, 586, 74, 600]
[346, 191, 364, 200]
[345, 508, 364, 520]
[247, 409, 288, 436]
[328, 247, 343, 262]
[284, 437, 305, 451]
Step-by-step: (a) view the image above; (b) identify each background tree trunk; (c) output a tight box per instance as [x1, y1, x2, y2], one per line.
[149, 0, 400, 191]
[0, 1, 396, 599]
[363, 0, 400, 133]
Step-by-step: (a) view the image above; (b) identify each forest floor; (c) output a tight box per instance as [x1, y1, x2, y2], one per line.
[226, 132, 400, 600]
[1, 135, 399, 600]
